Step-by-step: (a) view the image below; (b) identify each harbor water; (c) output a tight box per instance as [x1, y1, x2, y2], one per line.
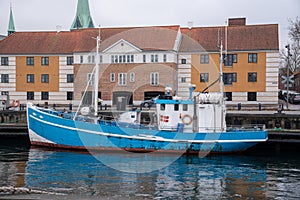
[0, 137, 300, 199]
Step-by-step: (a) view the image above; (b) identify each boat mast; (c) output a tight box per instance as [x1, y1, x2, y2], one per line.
[94, 32, 100, 117]
[219, 35, 224, 96]
[219, 28, 225, 131]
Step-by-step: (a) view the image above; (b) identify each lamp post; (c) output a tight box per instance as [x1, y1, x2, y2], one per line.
[285, 44, 292, 109]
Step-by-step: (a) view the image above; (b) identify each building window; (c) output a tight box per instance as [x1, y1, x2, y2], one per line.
[248, 72, 257, 82]
[248, 92, 257, 101]
[200, 73, 209, 82]
[41, 92, 49, 100]
[99, 55, 103, 63]
[223, 54, 237, 66]
[67, 92, 73, 100]
[143, 55, 146, 63]
[1, 91, 9, 96]
[130, 72, 135, 82]
[181, 77, 187, 83]
[111, 55, 134, 63]
[67, 74, 74, 83]
[248, 53, 257, 63]
[1, 57, 8, 66]
[80, 55, 83, 63]
[163, 54, 167, 62]
[151, 55, 158, 62]
[87, 73, 94, 86]
[200, 54, 209, 64]
[41, 74, 49, 83]
[111, 55, 114, 63]
[118, 73, 127, 86]
[225, 92, 232, 101]
[67, 56, 73, 65]
[27, 74, 34, 83]
[91, 55, 95, 63]
[27, 92, 34, 100]
[1, 74, 9, 83]
[150, 72, 159, 86]
[110, 73, 115, 82]
[223, 73, 237, 85]
[26, 57, 34, 66]
[181, 59, 186, 64]
[41, 57, 49, 66]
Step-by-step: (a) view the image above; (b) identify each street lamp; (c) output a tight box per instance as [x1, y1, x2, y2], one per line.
[285, 44, 292, 109]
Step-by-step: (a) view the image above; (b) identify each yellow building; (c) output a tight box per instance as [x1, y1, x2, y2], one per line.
[179, 18, 279, 107]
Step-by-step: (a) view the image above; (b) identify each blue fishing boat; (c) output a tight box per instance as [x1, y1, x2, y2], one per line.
[26, 36, 267, 155]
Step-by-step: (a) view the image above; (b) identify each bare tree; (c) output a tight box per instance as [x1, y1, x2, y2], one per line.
[280, 17, 300, 73]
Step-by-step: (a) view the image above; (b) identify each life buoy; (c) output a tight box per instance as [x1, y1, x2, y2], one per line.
[181, 114, 192, 125]
[12, 100, 20, 107]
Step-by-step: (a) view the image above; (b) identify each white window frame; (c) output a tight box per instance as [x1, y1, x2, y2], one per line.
[150, 72, 159, 86]
[87, 73, 94, 86]
[163, 54, 167, 62]
[118, 73, 127, 86]
[130, 72, 135, 82]
[110, 73, 115, 82]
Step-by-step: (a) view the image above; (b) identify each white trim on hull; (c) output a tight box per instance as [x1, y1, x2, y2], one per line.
[28, 129, 56, 144]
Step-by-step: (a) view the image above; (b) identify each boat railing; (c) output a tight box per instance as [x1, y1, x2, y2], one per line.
[98, 119, 157, 130]
[226, 124, 266, 132]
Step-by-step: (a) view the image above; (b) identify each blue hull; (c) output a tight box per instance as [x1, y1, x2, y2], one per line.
[27, 105, 268, 154]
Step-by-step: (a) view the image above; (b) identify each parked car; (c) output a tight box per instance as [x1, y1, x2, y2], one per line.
[140, 98, 155, 108]
[278, 90, 285, 100]
[289, 93, 300, 104]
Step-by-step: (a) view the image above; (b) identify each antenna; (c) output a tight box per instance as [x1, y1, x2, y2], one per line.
[225, 20, 228, 55]
[56, 25, 62, 33]
[219, 30, 224, 96]
[187, 21, 193, 30]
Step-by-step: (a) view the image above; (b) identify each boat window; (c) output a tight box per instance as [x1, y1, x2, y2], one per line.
[160, 104, 165, 111]
[183, 104, 188, 111]
[174, 104, 179, 111]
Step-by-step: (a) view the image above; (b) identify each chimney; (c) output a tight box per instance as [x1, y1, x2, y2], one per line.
[187, 21, 193, 30]
[228, 18, 246, 26]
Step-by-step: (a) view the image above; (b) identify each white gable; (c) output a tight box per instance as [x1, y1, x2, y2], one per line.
[102, 39, 141, 53]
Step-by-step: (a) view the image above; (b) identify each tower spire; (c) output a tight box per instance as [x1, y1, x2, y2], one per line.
[70, 0, 95, 30]
[8, 3, 16, 36]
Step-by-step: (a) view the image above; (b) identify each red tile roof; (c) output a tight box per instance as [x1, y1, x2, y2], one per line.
[99, 26, 180, 52]
[0, 26, 180, 54]
[0, 23, 278, 55]
[181, 24, 279, 52]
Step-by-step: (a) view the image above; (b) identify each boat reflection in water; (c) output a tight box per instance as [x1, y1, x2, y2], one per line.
[23, 147, 269, 199]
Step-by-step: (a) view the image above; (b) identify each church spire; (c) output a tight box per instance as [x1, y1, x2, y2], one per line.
[70, 0, 95, 30]
[8, 3, 15, 36]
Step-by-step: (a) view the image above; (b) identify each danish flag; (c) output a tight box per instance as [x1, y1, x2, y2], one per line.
[160, 115, 169, 123]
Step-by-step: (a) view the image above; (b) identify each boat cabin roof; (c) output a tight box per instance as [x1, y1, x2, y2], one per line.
[155, 99, 193, 105]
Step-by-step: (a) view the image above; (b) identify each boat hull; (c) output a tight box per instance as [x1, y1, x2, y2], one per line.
[27, 105, 268, 154]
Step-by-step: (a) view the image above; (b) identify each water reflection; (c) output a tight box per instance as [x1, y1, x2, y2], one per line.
[0, 146, 299, 199]
[24, 148, 268, 199]
[0, 145, 29, 188]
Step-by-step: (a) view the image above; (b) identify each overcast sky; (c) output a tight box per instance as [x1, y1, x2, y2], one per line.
[0, 0, 299, 48]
